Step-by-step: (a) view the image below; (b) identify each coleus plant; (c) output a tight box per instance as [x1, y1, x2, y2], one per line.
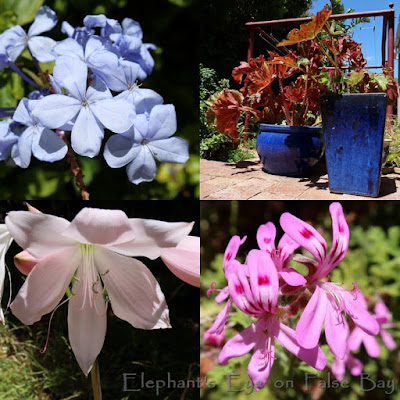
[206, 4, 398, 141]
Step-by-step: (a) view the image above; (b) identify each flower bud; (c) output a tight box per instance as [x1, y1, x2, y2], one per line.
[14, 250, 40, 275]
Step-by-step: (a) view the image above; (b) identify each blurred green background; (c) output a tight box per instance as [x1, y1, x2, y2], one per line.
[0, 0, 199, 199]
[0, 200, 199, 399]
[201, 201, 400, 400]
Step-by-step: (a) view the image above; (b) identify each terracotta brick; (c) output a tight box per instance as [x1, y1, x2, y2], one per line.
[210, 184, 262, 200]
[249, 192, 296, 200]
[200, 159, 400, 200]
[297, 188, 343, 200]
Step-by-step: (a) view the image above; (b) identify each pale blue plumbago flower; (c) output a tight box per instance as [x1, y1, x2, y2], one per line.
[83, 14, 122, 38]
[104, 104, 189, 184]
[0, 119, 19, 162]
[54, 36, 122, 91]
[109, 18, 155, 77]
[12, 98, 68, 168]
[0, 225, 13, 324]
[32, 56, 135, 157]
[113, 60, 163, 113]
[0, 6, 57, 62]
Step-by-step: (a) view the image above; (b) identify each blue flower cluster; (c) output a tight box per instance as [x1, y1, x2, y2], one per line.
[0, 6, 189, 184]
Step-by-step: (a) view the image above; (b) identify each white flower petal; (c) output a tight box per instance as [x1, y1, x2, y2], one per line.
[107, 219, 194, 259]
[11, 247, 80, 325]
[68, 265, 107, 376]
[5, 211, 76, 258]
[94, 247, 170, 329]
[161, 236, 200, 287]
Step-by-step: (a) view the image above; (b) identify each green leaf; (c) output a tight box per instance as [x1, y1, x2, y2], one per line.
[168, 0, 192, 7]
[27, 169, 60, 198]
[0, 10, 17, 31]
[371, 73, 389, 91]
[79, 157, 101, 187]
[347, 71, 365, 86]
[21, 67, 46, 86]
[0, 68, 22, 107]
[0, 0, 44, 26]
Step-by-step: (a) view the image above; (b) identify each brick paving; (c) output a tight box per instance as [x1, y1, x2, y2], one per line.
[200, 158, 400, 200]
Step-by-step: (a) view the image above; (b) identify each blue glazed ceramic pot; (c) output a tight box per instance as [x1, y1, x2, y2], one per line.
[256, 124, 323, 176]
[320, 93, 387, 197]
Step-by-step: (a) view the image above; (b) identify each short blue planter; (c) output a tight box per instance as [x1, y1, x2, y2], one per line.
[256, 124, 323, 176]
[320, 93, 387, 197]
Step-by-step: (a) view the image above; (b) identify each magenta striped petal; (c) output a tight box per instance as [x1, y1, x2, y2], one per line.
[247, 250, 279, 313]
[223, 235, 246, 271]
[248, 329, 275, 390]
[296, 285, 327, 349]
[218, 318, 266, 364]
[256, 222, 276, 253]
[280, 212, 327, 265]
[226, 260, 261, 316]
[206, 299, 232, 335]
[277, 233, 300, 267]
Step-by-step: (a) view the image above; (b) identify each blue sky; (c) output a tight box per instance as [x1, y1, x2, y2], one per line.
[309, 0, 399, 77]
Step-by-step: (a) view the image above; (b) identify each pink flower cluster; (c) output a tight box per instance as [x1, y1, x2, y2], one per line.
[206, 202, 396, 390]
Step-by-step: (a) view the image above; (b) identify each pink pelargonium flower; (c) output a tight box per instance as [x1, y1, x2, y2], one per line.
[348, 295, 396, 356]
[203, 326, 225, 347]
[374, 296, 396, 350]
[331, 350, 363, 382]
[161, 236, 200, 287]
[5, 208, 193, 375]
[218, 250, 327, 389]
[205, 235, 246, 335]
[257, 222, 305, 286]
[280, 202, 349, 283]
[280, 203, 379, 360]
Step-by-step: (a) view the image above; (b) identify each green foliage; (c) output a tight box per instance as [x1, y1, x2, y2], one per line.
[200, 65, 230, 141]
[0, 0, 43, 25]
[385, 118, 400, 167]
[200, 0, 313, 79]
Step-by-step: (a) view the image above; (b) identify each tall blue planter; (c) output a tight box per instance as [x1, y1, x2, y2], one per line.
[256, 124, 323, 176]
[320, 93, 387, 197]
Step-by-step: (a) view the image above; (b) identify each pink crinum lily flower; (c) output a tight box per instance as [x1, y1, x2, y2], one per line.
[5, 208, 193, 375]
[280, 202, 379, 360]
[0, 225, 13, 323]
[218, 250, 327, 390]
[161, 235, 200, 287]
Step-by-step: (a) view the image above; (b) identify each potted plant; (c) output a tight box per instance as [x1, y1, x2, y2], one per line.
[206, 4, 398, 195]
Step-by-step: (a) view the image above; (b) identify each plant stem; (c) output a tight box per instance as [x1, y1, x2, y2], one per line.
[91, 359, 102, 400]
[61, 132, 90, 200]
[7, 62, 41, 89]
[28, 48, 43, 74]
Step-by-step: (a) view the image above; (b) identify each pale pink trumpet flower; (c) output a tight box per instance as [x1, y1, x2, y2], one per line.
[6, 208, 193, 375]
[0, 224, 13, 323]
[161, 235, 200, 287]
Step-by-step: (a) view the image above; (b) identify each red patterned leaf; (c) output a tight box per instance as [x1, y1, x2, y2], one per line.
[278, 4, 332, 47]
[232, 55, 275, 95]
[211, 89, 244, 140]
